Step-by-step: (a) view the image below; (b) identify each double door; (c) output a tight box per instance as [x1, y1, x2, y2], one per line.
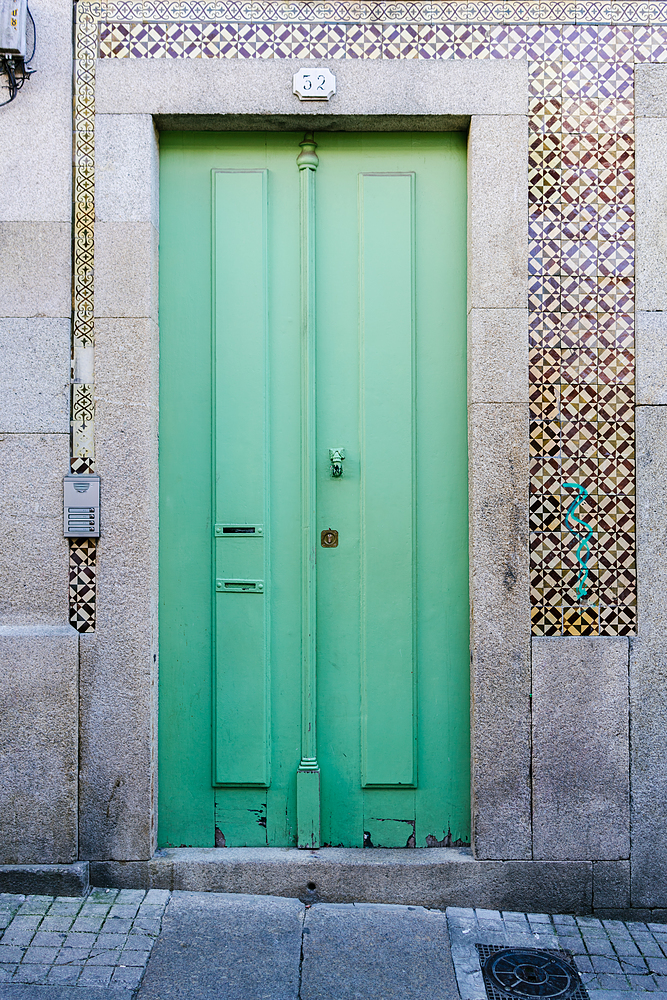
[159, 131, 469, 848]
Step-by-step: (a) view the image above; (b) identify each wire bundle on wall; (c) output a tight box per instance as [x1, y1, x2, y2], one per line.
[0, 3, 35, 107]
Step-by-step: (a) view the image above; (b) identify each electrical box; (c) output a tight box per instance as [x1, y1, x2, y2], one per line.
[0, 0, 26, 57]
[64, 475, 100, 538]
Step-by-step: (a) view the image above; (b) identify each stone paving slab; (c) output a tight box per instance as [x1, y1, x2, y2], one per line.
[447, 907, 667, 1000]
[299, 902, 459, 999]
[135, 891, 304, 1000]
[0, 987, 130, 999]
[0, 889, 170, 992]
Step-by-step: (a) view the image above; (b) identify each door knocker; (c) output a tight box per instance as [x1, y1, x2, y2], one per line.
[329, 448, 345, 478]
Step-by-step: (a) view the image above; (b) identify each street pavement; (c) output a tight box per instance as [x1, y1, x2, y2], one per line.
[6, 889, 667, 999]
[0, 890, 460, 999]
[448, 906, 667, 1000]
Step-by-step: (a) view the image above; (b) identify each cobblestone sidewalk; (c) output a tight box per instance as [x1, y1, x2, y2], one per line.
[0, 887, 170, 990]
[447, 907, 667, 1000]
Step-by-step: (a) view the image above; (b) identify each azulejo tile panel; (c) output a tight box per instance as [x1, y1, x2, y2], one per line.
[75, 1, 657, 637]
[69, 538, 97, 634]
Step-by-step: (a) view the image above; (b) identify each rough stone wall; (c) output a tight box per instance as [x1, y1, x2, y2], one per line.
[631, 64, 667, 908]
[0, 0, 78, 864]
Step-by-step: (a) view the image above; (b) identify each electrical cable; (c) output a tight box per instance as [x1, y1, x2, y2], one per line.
[26, 4, 36, 64]
[0, 57, 18, 107]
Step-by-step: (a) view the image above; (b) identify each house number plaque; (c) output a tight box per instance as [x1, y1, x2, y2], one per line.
[293, 68, 336, 101]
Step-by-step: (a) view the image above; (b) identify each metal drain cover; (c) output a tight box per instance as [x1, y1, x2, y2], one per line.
[477, 945, 588, 1000]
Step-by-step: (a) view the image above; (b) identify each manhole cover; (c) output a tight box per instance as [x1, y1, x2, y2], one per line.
[476, 945, 588, 1000]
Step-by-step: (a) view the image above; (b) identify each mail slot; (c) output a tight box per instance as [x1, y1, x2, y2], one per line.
[216, 579, 264, 593]
[215, 524, 264, 536]
[63, 474, 100, 537]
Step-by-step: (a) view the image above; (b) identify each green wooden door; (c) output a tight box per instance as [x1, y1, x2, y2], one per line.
[159, 131, 469, 849]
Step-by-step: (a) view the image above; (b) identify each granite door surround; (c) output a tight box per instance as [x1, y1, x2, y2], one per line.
[86, 51, 529, 863]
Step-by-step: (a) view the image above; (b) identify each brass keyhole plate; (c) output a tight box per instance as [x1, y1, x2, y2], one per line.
[321, 529, 338, 548]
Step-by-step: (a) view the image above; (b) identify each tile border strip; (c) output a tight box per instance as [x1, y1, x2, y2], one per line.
[90, 2, 667, 26]
[71, 4, 99, 633]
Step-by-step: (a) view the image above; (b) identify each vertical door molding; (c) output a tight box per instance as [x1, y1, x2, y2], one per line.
[296, 133, 321, 849]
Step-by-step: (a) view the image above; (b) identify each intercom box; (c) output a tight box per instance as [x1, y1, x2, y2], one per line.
[64, 475, 100, 537]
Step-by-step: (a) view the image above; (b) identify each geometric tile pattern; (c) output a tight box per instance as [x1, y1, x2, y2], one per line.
[69, 538, 96, 633]
[527, 25, 637, 636]
[78, 2, 664, 636]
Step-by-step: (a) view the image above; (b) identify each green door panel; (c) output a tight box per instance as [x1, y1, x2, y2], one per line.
[213, 169, 270, 787]
[358, 171, 416, 789]
[159, 130, 470, 849]
[158, 135, 215, 851]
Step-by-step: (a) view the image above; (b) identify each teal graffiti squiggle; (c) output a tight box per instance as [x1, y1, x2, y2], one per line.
[563, 482, 593, 601]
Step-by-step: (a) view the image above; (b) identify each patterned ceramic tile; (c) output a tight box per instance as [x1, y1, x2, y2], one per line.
[383, 23, 420, 59]
[103, 22, 131, 57]
[634, 25, 667, 62]
[414, 24, 453, 59]
[598, 25, 635, 62]
[488, 24, 528, 60]
[272, 22, 292, 58]
[450, 24, 489, 59]
[308, 24, 347, 59]
[181, 21, 203, 57]
[69, 538, 96, 633]
[346, 23, 383, 59]
[292, 23, 312, 59]
[563, 605, 599, 635]
[255, 22, 275, 58]
[236, 21, 255, 58]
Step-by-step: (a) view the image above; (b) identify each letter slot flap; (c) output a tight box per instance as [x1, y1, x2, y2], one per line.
[216, 579, 264, 593]
[63, 474, 100, 538]
[215, 523, 264, 536]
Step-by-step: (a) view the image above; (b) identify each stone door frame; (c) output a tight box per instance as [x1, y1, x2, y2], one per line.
[87, 56, 530, 861]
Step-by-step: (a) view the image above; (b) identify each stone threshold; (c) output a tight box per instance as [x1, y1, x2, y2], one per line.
[4, 851, 665, 920]
[88, 847, 603, 914]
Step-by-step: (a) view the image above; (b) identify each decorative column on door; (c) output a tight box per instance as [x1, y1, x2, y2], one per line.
[296, 132, 320, 849]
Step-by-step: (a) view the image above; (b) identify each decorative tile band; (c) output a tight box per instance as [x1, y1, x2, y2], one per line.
[72, 4, 99, 632]
[75, 1, 650, 636]
[88, 1, 667, 25]
[526, 35, 637, 636]
[96, 18, 667, 60]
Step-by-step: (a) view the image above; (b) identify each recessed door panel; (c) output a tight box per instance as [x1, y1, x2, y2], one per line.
[359, 172, 416, 788]
[213, 169, 270, 788]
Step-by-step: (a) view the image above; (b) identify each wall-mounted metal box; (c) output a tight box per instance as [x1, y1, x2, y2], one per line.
[64, 475, 100, 537]
[0, 0, 27, 57]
